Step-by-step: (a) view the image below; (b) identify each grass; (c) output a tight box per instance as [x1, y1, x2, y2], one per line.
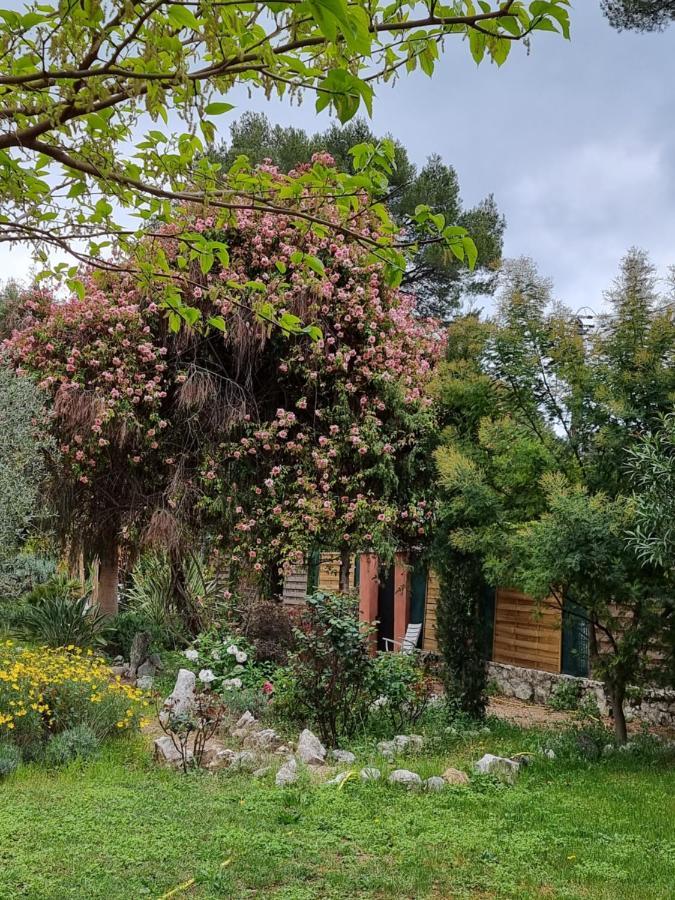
[0, 722, 673, 899]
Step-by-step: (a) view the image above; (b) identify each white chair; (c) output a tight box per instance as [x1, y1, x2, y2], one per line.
[382, 622, 423, 653]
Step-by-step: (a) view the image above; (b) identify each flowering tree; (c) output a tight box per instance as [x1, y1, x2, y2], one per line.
[5, 155, 443, 613]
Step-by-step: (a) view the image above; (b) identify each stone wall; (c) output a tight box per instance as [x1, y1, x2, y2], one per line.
[487, 661, 675, 728]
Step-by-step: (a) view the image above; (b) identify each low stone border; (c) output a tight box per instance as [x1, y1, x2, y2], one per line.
[487, 662, 675, 728]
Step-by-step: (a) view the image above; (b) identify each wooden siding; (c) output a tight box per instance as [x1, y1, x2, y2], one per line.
[492, 588, 562, 673]
[281, 564, 309, 607]
[422, 570, 440, 652]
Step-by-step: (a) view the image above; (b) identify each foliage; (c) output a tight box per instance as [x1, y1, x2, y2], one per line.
[44, 723, 100, 767]
[159, 687, 227, 773]
[368, 651, 438, 733]
[287, 591, 373, 744]
[0, 551, 56, 605]
[0, 641, 146, 759]
[0, 740, 20, 777]
[547, 678, 583, 711]
[433, 550, 489, 719]
[17, 575, 109, 648]
[103, 609, 165, 661]
[0, 0, 569, 293]
[0, 366, 49, 565]
[226, 596, 295, 667]
[433, 250, 675, 742]
[180, 630, 269, 696]
[602, 0, 675, 31]
[212, 113, 506, 320]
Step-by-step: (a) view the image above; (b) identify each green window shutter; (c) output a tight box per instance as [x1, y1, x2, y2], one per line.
[561, 599, 590, 677]
[307, 549, 321, 595]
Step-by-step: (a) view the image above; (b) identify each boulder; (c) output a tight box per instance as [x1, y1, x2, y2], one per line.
[297, 729, 327, 766]
[230, 750, 258, 772]
[111, 665, 128, 678]
[161, 669, 197, 724]
[112, 655, 125, 666]
[154, 735, 191, 768]
[245, 728, 282, 751]
[475, 754, 519, 784]
[388, 769, 423, 789]
[202, 745, 236, 771]
[326, 771, 352, 786]
[276, 758, 298, 787]
[442, 767, 470, 786]
[394, 734, 424, 753]
[252, 766, 272, 779]
[360, 766, 381, 782]
[236, 710, 256, 730]
[329, 749, 356, 765]
[136, 660, 156, 678]
[424, 776, 446, 793]
[129, 631, 152, 677]
[377, 740, 396, 759]
[543, 748, 556, 760]
[136, 675, 154, 691]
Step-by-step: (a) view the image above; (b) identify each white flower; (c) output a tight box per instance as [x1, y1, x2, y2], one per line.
[211, 649, 221, 661]
[370, 695, 389, 710]
[226, 644, 238, 655]
[183, 648, 199, 662]
[198, 668, 216, 684]
[235, 650, 248, 664]
[222, 677, 242, 690]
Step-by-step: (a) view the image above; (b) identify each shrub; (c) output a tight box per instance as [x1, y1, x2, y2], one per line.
[0, 641, 147, 758]
[548, 679, 583, 711]
[103, 609, 166, 660]
[44, 724, 100, 766]
[228, 597, 295, 666]
[434, 551, 489, 719]
[287, 591, 373, 745]
[369, 651, 438, 733]
[18, 575, 108, 648]
[0, 741, 20, 777]
[180, 629, 273, 695]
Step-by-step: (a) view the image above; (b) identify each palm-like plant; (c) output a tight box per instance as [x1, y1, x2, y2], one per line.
[19, 575, 108, 648]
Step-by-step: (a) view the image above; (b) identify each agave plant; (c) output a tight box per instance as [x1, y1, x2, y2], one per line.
[19, 575, 108, 648]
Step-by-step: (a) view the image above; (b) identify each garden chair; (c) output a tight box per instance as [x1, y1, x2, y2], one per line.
[382, 622, 423, 653]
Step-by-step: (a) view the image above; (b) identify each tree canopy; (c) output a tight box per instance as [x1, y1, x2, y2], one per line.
[212, 113, 505, 320]
[0, 0, 570, 299]
[433, 250, 675, 740]
[601, 0, 675, 31]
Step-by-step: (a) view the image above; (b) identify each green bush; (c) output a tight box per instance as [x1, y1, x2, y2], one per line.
[287, 591, 373, 745]
[369, 651, 438, 733]
[44, 724, 100, 766]
[547, 679, 583, 711]
[18, 575, 108, 648]
[103, 608, 165, 659]
[0, 741, 20, 777]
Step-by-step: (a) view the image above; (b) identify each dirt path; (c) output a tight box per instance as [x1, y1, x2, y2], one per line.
[488, 695, 575, 728]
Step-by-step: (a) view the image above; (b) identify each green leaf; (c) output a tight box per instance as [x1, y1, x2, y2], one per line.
[204, 102, 235, 116]
[167, 5, 199, 30]
[207, 316, 227, 332]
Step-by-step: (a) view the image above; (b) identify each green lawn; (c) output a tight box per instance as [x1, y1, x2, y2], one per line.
[1, 725, 673, 900]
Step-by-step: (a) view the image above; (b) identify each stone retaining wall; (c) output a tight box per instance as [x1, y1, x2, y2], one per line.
[487, 661, 675, 728]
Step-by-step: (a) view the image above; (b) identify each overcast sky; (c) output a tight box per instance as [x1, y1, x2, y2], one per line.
[4, 3, 674, 313]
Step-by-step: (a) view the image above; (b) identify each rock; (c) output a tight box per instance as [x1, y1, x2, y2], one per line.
[543, 748, 556, 760]
[424, 776, 446, 793]
[136, 675, 154, 691]
[360, 766, 381, 782]
[129, 631, 152, 677]
[161, 668, 197, 724]
[154, 735, 191, 768]
[297, 729, 327, 766]
[442, 767, 470, 786]
[326, 771, 352, 786]
[236, 710, 256, 730]
[148, 652, 163, 671]
[112, 655, 125, 666]
[276, 758, 298, 786]
[512, 753, 534, 767]
[329, 749, 356, 765]
[275, 745, 292, 755]
[388, 769, 423, 789]
[602, 743, 615, 757]
[136, 660, 156, 678]
[111, 665, 128, 678]
[377, 740, 396, 759]
[202, 745, 236, 771]
[230, 751, 257, 772]
[245, 728, 282, 751]
[252, 766, 272, 779]
[475, 754, 519, 784]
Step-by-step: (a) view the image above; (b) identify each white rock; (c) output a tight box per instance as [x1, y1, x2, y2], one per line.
[442, 767, 470, 786]
[276, 758, 298, 786]
[360, 767, 381, 781]
[230, 750, 257, 771]
[329, 749, 356, 765]
[326, 771, 352, 786]
[252, 766, 272, 778]
[475, 754, 519, 784]
[388, 769, 423, 789]
[424, 776, 446, 792]
[161, 669, 197, 724]
[543, 748, 556, 759]
[136, 675, 154, 691]
[153, 735, 192, 768]
[245, 728, 282, 751]
[236, 710, 256, 730]
[297, 729, 327, 766]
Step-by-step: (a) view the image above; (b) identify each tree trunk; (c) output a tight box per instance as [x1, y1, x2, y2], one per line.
[609, 681, 628, 744]
[169, 547, 201, 636]
[97, 546, 119, 617]
[339, 549, 351, 594]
